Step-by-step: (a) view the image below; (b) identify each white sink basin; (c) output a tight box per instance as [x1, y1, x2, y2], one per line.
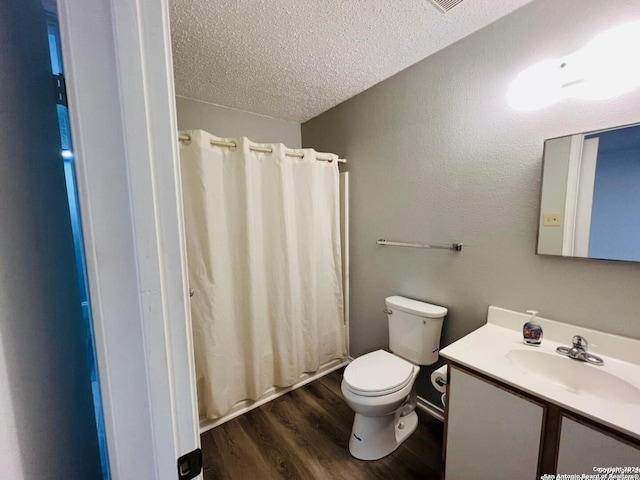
[506, 349, 640, 405]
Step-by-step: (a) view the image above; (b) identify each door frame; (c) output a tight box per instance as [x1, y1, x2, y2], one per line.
[56, 0, 200, 478]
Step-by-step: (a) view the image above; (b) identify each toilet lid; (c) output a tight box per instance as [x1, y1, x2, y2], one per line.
[343, 350, 415, 397]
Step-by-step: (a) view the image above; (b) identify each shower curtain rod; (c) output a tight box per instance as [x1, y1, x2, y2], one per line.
[178, 134, 346, 164]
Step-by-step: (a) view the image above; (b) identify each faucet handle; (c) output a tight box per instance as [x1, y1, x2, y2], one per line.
[572, 335, 588, 349]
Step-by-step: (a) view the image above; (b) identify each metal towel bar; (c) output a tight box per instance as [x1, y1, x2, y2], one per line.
[376, 238, 463, 252]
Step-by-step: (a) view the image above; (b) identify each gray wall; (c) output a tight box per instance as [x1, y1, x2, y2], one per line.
[176, 96, 301, 148]
[0, 0, 102, 477]
[302, 0, 640, 405]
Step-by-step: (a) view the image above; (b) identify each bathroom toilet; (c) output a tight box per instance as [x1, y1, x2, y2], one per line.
[341, 295, 447, 460]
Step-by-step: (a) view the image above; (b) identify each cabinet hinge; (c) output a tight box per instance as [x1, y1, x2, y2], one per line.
[53, 74, 67, 106]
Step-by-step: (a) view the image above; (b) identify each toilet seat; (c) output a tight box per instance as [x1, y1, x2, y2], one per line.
[343, 350, 415, 397]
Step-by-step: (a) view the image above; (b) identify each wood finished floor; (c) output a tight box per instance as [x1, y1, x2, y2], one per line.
[200, 368, 443, 480]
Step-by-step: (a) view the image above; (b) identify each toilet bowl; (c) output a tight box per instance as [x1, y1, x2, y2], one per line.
[341, 296, 447, 460]
[341, 349, 420, 460]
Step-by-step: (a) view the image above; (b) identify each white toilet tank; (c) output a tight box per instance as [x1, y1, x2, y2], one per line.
[386, 296, 447, 366]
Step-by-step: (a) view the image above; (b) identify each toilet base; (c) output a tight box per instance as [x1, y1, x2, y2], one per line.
[348, 410, 418, 461]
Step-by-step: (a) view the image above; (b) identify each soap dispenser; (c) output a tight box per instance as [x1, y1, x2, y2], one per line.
[523, 310, 543, 346]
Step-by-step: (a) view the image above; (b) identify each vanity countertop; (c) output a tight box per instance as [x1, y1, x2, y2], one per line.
[440, 306, 640, 441]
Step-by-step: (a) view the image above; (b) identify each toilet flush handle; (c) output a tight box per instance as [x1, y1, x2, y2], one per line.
[383, 308, 393, 315]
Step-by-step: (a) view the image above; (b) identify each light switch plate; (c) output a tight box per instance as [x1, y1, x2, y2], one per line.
[543, 213, 562, 226]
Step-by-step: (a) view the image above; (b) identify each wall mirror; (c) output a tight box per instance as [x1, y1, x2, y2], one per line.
[537, 122, 640, 262]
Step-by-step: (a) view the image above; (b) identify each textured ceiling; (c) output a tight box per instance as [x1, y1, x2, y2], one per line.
[170, 0, 534, 122]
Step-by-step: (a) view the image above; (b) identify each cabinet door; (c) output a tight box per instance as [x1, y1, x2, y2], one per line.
[445, 366, 544, 480]
[557, 416, 640, 475]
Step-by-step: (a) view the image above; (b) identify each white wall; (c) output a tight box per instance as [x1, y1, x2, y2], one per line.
[302, 0, 640, 405]
[176, 96, 301, 148]
[0, 1, 102, 477]
[538, 136, 571, 255]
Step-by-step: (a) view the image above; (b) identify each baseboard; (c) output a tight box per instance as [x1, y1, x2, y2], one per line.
[199, 357, 350, 434]
[417, 396, 444, 422]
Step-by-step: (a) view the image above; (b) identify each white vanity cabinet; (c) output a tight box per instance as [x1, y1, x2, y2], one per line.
[556, 416, 640, 475]
[444, 363, 640, 479]
[444, 365, 544, 480]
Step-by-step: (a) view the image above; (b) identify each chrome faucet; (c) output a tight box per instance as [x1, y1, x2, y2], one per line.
[568, 335, 589, 359]
[556, 335, 604, 366]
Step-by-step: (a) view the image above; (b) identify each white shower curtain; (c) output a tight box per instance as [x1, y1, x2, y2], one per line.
[180, 130, 346, 419]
